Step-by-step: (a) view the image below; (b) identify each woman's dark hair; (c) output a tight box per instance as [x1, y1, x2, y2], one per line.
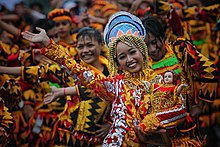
[32, 19, 55, 33]
[141, 15, 166, 40]
[77, 27, 103, 44]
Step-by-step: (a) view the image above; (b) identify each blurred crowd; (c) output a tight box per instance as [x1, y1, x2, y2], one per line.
[0, 0, 219, 146]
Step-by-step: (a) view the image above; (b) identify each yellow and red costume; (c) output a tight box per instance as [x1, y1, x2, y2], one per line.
[151, 38, 219, 145]
[152, 84, 179, 113]
[39, 38, 187, 146]
[38, 11, 190, 146]
[52, 56, 111, 146]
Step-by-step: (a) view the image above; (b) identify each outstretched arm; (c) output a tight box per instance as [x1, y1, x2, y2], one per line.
[0, 66, 22, 76]
[0, 19, 20, 37]
[22, 28, 116, 102]
[44, 86, 77, 104]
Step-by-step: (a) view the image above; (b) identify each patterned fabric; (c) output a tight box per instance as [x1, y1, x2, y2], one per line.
[0, 75, 29, 146]
[151, 43, 182, 75]
[0, 97, 14, 146]
[53, 56, 110, 146]
[173, 38, 219, 102]
[0, 75, 23, 110]
[0, 41, 42, 67]
[40, 41, 187, 146]
[0, 41, 20, 66]
[19, 63, 76, 146]
[152, 39, 219, 106]
[104, 11, 146, 47]
[151, 38, 219, 146]
[152, 84, 179, 113]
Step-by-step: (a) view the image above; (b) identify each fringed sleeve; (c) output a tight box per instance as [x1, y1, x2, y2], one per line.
[173, 38, 219, 102]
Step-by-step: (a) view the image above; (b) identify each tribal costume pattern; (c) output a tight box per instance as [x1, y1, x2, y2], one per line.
[40, 40, 187, 146]
[53, 56, 111, 146]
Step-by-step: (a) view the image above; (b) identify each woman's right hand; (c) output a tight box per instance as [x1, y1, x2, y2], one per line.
[21, 27, 50, 46]
[134, 126, 170, 146]
[96, 122, 111, 138]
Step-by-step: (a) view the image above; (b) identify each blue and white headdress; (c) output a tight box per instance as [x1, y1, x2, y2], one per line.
[104, 11, 146, 48]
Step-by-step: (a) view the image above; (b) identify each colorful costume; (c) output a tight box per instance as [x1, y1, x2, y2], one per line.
[150, 37, 219, 145]
[0, 41, 37, 145]
[40, 11, 187, 146]
[0, 97, 14, 146]
[53, 56, 111, 146]
[47, 8, 78, 59]
[152, 84, 180, 113]
[21, 63, 74, 146]
[0, 39, 75, 146]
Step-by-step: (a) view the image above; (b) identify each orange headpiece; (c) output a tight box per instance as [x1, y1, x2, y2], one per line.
[172, 2, 184, 9]
[48, 8, 72, 22]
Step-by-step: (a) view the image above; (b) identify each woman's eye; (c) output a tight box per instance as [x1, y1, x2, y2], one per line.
[118, 55, 125, 60]
[88, 44, 94, 47]
[77, 46, 83, 50]
[130, 50, 136, 55]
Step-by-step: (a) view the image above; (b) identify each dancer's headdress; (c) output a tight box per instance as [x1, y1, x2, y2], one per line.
[48, 8, 72, 22]
[104, 11, 148, 75]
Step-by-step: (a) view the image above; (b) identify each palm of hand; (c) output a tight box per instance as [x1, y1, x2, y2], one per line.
[31, 32, 45, 42]
[21, 27, 47, 43]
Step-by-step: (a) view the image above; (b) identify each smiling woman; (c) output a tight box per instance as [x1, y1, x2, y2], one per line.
[116, 41, 144, 73]
[21, 11, 187, 147]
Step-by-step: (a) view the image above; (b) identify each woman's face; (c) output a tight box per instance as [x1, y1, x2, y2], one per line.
[145, 33, 165, 61]
[116, 41, 144, 73]
[55, 20, 72, 38]
[77, 36, 102, 66]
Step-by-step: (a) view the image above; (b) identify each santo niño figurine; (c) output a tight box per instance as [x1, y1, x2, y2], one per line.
[151, 70, 187, 113]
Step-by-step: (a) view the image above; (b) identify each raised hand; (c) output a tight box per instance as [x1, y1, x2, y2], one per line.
[21, 27, 50, 46]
